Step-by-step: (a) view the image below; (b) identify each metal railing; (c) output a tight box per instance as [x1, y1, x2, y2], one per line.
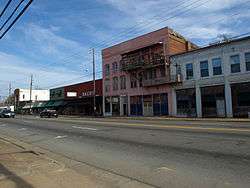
[142, 74, 182, 87]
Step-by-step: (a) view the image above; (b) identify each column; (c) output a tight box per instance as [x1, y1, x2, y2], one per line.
[171, 89, 177, 117]
[225, 81, 233, 118]
[195, 86, 202, 118]
[120, 96, 123, 116]
[110, 96, 113, 116]
[102, 96, 105, 117]
[128, 95, 131, 116]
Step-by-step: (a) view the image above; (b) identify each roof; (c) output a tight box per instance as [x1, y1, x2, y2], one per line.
[171, 36, 250, 58]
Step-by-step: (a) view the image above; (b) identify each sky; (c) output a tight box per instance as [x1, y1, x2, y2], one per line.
[0, 0, 250, 99]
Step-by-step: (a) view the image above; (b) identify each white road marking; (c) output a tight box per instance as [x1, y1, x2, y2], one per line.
[72, 126, 98, 131]
[55, 135, 68, 139]
[18, 128, 27, 131]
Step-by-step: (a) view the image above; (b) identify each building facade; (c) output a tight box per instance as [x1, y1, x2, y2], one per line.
[170, 36, 250, 118]
[49, 79, 103, 116]
[102, 27, 196, 116]
[14, 89, 50, 112]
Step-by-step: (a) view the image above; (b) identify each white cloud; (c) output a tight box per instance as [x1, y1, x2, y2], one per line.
[0, 52, 86, 96]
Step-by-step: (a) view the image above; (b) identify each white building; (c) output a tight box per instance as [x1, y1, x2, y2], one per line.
[14, 89, 50, 103]
[170, 36, 250, 118]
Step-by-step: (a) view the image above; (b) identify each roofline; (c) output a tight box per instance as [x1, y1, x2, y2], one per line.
[51, 79, 103, 90]
[170, 35, 250, 58]
[102, 27, 170, 52]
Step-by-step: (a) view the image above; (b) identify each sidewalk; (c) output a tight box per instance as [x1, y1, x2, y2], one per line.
[0, 138, 101, 188]
[0, 136, 152, 188]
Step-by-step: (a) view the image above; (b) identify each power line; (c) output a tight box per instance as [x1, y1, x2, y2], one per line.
[0, 0, 33, 39]
[43, 70, 103, 89]
[0, 0, 25, 32]
[0, 0, 13, 18]
[54, 0, 207, 63]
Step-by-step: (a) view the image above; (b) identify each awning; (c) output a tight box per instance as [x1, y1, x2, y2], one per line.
[32, 101, 48, 108]
[44, 100, 66, 108]
[22, 103, 33, 109]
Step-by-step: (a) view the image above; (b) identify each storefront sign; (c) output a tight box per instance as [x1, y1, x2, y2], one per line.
[67, 92, 77, 97]
[82, 91, 94, 97]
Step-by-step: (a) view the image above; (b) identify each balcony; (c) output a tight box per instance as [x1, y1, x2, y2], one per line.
[142, 74, 182, 87]
[120, 53, 165, 72]
[121, 60, 144, 71]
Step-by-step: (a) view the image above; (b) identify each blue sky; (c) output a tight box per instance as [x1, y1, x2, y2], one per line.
[0, 0, 250, 99]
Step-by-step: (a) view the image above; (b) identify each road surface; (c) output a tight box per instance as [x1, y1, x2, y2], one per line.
[0, 116, 250, 188]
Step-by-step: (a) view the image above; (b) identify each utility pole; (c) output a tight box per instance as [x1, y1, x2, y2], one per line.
[92, 48, 96, 116]
[8, 82, 11, 107]
[29, 74, 33, 114]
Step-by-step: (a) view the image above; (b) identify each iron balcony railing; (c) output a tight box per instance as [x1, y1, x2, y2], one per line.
[120, 54, 165, 71]
[142, 74, 183, 87]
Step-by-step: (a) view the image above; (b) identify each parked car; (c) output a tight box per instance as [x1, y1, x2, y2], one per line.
[40, 109, 58, 118]
[0, 109, 15, 118]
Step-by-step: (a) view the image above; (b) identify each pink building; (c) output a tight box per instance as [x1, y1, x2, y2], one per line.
[102, 27, 197, 116]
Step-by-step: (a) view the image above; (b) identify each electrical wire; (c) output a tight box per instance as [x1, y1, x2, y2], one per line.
[0, 0, 13, 18]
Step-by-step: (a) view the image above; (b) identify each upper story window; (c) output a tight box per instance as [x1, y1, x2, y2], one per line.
[160, 67, 166, 77]
[112, 62, 118, 73]
[212, 58, 222, 76]
[120, 76, 126, 90]
[112, 77, 119, 91]
[138, 72, 143, 87]
[130, 74, 137, 88]
[200, 60, 209, 77]
[105, 64, 110, 76]
[245, 52, 250, 71]
[186, 63, 193, 80]
[104, 79, 110, 93]
[230, 55, 240, 73]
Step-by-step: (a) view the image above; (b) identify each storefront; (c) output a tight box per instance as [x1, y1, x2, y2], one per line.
[130, 96, 143, 116]
[232, 82, 250, 117]
[176, 89, 196, 117]
[201, 85, 225, 117]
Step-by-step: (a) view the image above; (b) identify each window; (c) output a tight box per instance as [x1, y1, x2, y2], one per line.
[105, 80, 110, 92]
[120, 76, 126, 90]
[148, 69, 157, 79]
[212, 58, 222, 75]
[138, 72, 143, 87]
[35, 95, 38, 101]
[245, 53, 250, 71]
[105, 97, 111, 113]
[23, 94, 25, 99]
[112, 62, 118, 73]
[130, 74, 137, 88]
[186, 63, 193, 80]
[160, 67, 166, 77]
[105, 64, 110, 76]
[113, 77, 118, 91]
[230, 55, 240, 73]
[200, 60, 209, 77]
[105, 85, 110, 93]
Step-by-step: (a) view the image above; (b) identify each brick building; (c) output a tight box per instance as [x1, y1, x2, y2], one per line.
[102, 27, 197, 116]
[49, 79, 103, 116]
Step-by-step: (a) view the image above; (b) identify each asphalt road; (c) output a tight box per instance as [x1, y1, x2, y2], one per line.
[0, 116, 250, 188]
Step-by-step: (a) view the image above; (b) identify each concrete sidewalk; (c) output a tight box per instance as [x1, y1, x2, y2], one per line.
[0, 136, 151, 188]
[0, 138, 102, 188]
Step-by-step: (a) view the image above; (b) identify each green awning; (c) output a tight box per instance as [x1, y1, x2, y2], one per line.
[44, 100, 65, 108]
